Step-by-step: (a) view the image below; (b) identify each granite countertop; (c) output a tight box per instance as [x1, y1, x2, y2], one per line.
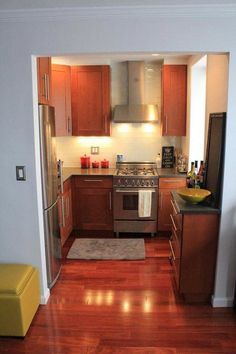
[63, 166, 186, 181]
[171, 191, 221, 214]
[157, 168, 187, 178]
[63, 167, 116, 182]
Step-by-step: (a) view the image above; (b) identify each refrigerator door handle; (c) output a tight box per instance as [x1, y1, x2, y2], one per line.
[58, 159, 64, 194]
[61, 195, 65, 228]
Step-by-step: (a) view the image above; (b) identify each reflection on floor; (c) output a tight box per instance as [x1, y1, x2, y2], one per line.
[0, 234, 236, 354]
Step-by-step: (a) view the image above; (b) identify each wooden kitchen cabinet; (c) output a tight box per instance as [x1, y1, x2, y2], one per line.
[158, 177, 186, 231]
[51, 64, 72, 136]
[37, 57, 52, 105]
[73, 176, 113, 231]
[161, 65, 187, 136]
[169, 195, 220, 303]
[71, 65, 111, 136]
[59, 178, 73, 246]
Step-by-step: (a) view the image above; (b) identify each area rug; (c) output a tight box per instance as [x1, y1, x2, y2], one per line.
[67, 238, 145, 260]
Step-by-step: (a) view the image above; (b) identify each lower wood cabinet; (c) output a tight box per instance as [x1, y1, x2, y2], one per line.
[158, 177, 186, 231]
[169, 196, 220, 303]
[59, 178, 73, 246]
[73, 176, 113, 231]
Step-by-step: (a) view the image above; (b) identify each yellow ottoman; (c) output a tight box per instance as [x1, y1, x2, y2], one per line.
[0, 264, 40, 337]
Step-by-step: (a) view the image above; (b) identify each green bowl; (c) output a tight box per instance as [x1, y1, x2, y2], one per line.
[176, 187, 211, 204]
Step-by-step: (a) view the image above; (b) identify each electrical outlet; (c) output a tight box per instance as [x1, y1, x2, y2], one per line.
[91, 146, 100, 155]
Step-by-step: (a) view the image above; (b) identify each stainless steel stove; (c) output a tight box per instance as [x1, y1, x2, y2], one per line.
[113, 162, 158, 237]
[114, 162, 158, 188]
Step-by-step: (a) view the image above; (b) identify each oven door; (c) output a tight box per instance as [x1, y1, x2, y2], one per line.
[114, 188, 157, 220]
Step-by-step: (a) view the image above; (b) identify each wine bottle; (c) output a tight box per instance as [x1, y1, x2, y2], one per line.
[187, 162, 194, 188]
[197, 160, 204, 188]
[194, 160, 200, 188]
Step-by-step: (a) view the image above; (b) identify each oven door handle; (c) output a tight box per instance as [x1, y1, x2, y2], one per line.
[115, 189, 156, 193]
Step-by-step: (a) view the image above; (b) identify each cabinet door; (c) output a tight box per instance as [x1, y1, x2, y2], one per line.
[75, 188, 113, 230]
[51, 64, 72, 136]
[162, 65, 187, 136]
[37, 57, 51, 105]
[71, 65, 111, 136]
[158, 189, 173, 231]
[59, 179, 73, 246]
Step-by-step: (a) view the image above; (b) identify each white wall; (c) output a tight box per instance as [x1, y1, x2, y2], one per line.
[0, 2, 236, 306]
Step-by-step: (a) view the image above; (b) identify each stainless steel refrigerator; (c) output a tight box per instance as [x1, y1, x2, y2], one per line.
[39, 104, 62, 289]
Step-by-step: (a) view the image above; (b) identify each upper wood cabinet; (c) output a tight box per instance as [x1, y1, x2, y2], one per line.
[37, 57, 51, 105]
[51, 64, 72, 136]
[71, 65, 111, 136]
[161, 65, 187, 136]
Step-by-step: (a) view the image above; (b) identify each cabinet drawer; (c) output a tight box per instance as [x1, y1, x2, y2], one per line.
[170, 199, 183, 231]
[169, 238, 180, 288]
[74, 176, 113, 188]
[159, 177, 186, 189]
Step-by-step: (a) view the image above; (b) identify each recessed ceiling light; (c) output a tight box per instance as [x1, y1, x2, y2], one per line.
[151, 53, 160, 57]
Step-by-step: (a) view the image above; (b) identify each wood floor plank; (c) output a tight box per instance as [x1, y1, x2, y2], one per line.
[0, 236, 235, 354]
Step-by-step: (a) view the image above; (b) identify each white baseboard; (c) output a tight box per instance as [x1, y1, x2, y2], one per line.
[211, 295, 234, 307]
[40, 288, 50, 305]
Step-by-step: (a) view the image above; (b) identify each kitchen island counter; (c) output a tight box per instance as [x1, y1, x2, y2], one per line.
[171, 191, 221, 214]
[63, 167, 116, 182]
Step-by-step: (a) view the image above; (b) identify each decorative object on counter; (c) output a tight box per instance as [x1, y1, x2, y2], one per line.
[176, 152, 187, 173]
[67, 238, 145, 260]
[101, 159, 109, 168]
[176, 187, 211, 204]
[116, 154, 124, 162]
[80, 154, 90, 169]
[155, 153, 162, 168]
[92, 161, 99, 168]
[162, 146, 174, 168]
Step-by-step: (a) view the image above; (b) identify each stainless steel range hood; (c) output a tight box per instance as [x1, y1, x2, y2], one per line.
[113, 61, 158, 123]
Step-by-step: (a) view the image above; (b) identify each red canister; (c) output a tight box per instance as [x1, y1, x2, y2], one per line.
[80, 155, 90, 169]
[101, 159, 109, 168]
[92, 161, 99, 168]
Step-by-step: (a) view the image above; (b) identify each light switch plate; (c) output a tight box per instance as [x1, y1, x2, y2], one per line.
[91, 146, 100, 155]
[16, 166, 26, 181]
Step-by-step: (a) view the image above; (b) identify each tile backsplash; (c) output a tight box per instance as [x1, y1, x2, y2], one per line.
[56, 123, 181, 167]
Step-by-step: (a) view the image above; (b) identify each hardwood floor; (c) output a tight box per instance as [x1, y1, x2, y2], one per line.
[0, 235, 236, 354]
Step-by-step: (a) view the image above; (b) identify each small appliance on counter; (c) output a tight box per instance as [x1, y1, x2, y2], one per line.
[80, 155, 90, 169]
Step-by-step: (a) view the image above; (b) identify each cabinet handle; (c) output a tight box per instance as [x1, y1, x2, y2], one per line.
[165, 114, 168, 134]
[46, 74, 50, 101]
[68, 116, 71, 133]
[170, 214, 177, 232]
[42, 74, 47, 98]
[170, 199, 179, 215]
[84, 179, 103, 182]
[169, 240, 176, 261]
[109, 191, 112, 211]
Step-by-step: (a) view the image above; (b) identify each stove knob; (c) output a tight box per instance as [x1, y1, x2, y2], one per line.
[145, 180, 150, 187]
[151, 180, 154, 186]
[136, 180, 140, 186]
[132, 179, 136, 186]
[125, 179, 128, 186]
[141, 180, 145, 186]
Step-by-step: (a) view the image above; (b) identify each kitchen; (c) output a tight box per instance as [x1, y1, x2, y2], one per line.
[1, 0, 236, 313]
[37, 51, 228, 304]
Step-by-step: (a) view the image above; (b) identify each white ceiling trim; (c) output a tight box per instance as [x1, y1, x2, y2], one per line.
[0, 4, 236, 22]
